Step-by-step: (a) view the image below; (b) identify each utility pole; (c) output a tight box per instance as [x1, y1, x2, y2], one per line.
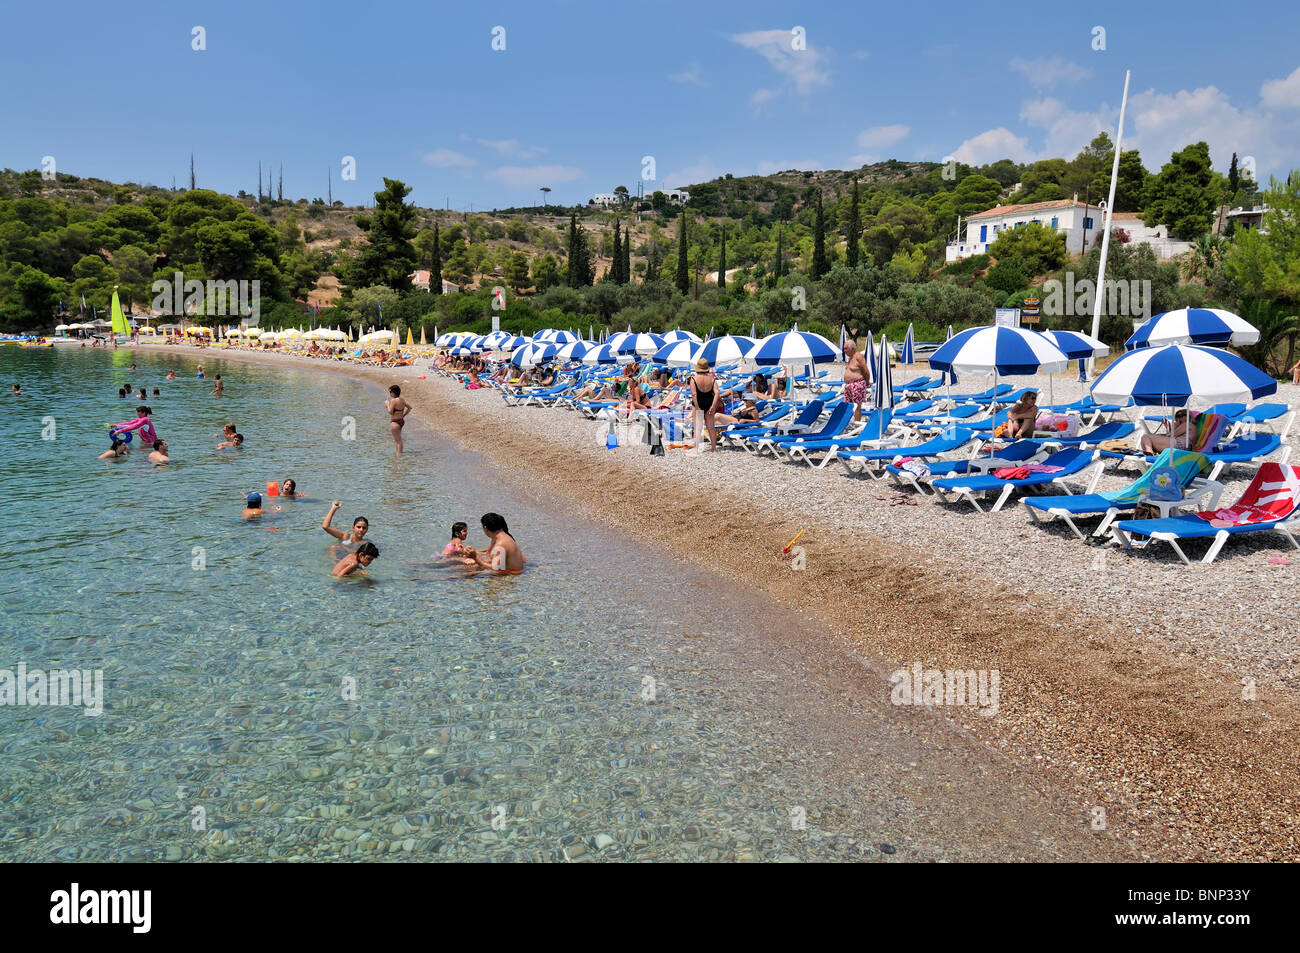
[328, 168, 332, 205]
[258, 162, 263, 202]
[278, 163, 283, 202]
[190, 153, 196, 190]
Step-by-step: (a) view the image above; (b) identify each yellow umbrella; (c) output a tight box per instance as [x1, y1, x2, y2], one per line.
[419, 326, 427, 346]
[406, 327, 414, 347]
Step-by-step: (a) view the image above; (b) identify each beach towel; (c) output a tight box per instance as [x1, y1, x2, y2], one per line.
[1188, 412, 1228, 453]
[1197, 463, 1300, 527]
[1104, 449, 1209, 505]
[993, 466, 1031, 480]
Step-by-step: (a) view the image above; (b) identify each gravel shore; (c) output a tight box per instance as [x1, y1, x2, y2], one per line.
[141, 343, 1300, 861]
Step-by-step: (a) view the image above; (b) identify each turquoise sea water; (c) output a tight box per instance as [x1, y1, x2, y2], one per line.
[0, 346, 895, 862]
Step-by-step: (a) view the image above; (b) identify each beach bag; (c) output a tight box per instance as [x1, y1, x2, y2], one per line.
[1132, 502, 1161, 521]
[1147, 465, 1183, 502]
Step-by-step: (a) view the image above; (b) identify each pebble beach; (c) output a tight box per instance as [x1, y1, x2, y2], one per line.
[141, 342, 1300, 861]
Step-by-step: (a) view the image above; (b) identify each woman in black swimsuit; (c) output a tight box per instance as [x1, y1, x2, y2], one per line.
[690, 357, 723, 452]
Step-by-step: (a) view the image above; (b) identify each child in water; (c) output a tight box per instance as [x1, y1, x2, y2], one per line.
[111, 406, 158, 446]
[210, 375, 224, 397]
[442, 522, 469, 556]
[216, 433, 244, 449]
[333, 541, 379, 577]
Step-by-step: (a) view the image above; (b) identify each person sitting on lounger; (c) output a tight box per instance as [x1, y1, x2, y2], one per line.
[714, 397, 761, 427]
[1140, 409, 1195, 454]
[1007, 391, 1038, 439]
[617, 378, 651, 413]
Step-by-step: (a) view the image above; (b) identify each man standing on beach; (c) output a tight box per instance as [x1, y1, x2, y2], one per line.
[842, 340, 873, 422]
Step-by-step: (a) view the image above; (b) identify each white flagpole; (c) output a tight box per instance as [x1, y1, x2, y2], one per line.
[1089, 69, 1131, 378]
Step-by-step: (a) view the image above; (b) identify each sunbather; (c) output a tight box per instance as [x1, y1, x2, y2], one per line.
[1140, 409, 1193, 454]
[1007, 391, 1038, 439]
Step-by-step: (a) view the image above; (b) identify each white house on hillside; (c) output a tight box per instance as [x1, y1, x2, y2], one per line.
[667, 189, 690, 205]
[409, 270, 460, 294]
[945, 197, 1192, 263]
[590, 193, 627, 208]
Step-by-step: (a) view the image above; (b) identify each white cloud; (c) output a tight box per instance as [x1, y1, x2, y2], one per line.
[1019, 98, 1064, 127]
[458, 135, 545, 160]
[422, 149, 476, 168]
[659, 157, 724, 190]
[731, 28, 831, 95]
[1009, 56, 1093, 90]
[1261, 66, 1300, 109]
[669, 64, 708, 87]
[749, 88, 778, 107]
[951, 127, 1036, 165]
[485, 165, 584, 189]
[851, 123, 910, 161]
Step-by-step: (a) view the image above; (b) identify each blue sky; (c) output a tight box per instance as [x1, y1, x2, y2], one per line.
[2, 0, 1297, 210]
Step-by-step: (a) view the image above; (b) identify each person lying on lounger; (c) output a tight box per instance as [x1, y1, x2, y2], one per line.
[1007, 391, 1038, 439]
[714, 398, 761, 427]
[1140, 408, 1194, 454]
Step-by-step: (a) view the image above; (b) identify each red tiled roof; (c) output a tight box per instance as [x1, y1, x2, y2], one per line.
[966, 199, 1086, 220]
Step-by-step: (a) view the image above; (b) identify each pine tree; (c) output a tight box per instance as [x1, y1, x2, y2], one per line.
[611, 222, 623, 283]
[1228, 153, 1240, 197]
[190, 153, 196, 190]
[845, 177, 861, 269]
[430, 224, 442, 294]
[675, 214, 689, 294]
[811, 188, 827, 279]
[717, 225, 727, 289]
[772, 227, 785, 285]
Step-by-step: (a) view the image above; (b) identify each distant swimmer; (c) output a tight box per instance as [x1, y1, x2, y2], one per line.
[322, 500, 370, 546]
[99, 439, 129, 460]
[11, 383, 19, 395]
[210, 375, 224, 397]
[214, 423, 237, 444]
[241, 492, 266, 518]
[216, 433, 244, 449]
[148, 439, 170, 464]
[196, 364, 205, 379]
[130, 363, 137, 372]
[333, 541, 379, 577]
[166, 370, 176, 381]
[468, 512, 526, 574]
[152, 387, 161, 397]
[384, 385, 412, 455]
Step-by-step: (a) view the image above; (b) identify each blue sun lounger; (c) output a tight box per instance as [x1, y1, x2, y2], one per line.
[885, 439, 1044, 493]
[1023, 448, 1214, 538]
[752, 403, 855, 455]
[932, 447, 1103, 513]
[834, 427, 980, 476]
[1039, 420, 1136, 449]
[1110, 462, 1300, 565]
[721, 400, 824, 448]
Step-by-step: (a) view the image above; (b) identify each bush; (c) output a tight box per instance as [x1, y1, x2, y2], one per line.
[984, 260, 1027, 295]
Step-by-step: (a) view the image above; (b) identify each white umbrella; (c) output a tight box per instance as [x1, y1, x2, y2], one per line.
[359, 330, 393, 345]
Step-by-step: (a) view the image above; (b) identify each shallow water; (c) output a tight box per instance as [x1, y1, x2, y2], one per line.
[0, 346, 1098, 862]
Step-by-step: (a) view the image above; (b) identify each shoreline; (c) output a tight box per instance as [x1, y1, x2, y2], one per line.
[138, 342, 1300, 861]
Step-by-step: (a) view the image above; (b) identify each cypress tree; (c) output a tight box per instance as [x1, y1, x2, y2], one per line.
[567, 214, 579, 287]
[566, 214, 593, 287]
[623, 225, 632, 283]
[1228, 153, 1240, 196]
[717, 225, 727, 289]
[845, 177, 861, 269]
[612, 222, 623, 283]
[675, 213, 689, 294]
[430, 224, 442, 294]
[811, 188, 827, 279]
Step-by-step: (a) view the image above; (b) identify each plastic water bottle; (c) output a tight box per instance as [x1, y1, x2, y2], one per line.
[605, 419, 618, 449]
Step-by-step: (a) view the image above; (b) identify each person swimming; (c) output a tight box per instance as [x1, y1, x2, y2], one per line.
[216, 433, 244, 449]
[152, 387, 161, 397]
[196, 364, 205, 379]
[333, 541, 379, 577]
[210, 375, 224, 397]
[148, 439, 170, 464]
[467, 512, 526, 574]
[11, 384, 19, 395]
[241, 492, 265, 518]
[442, 521, 469, 556]
[166, 370, 176, 381]
[322, 501, 369, 546]
[99, 439, 129, 460]
[280, 478, 300, 498]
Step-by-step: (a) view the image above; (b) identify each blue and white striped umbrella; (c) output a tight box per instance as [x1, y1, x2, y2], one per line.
[1126, 308, 1259, 349]
[543, 329, 580, 345]
[874, 333, 894, 412]
[449, 345, 475, 356]
[462, 335, 488, 352]
[481, 329, 512, 349]
[696, 335, 755, 366]
[532, 328, 560, 343]
[1041, 329, 1109, 360]
[929, 325, 1068, 376]
[582, 342, 635, 365]
[511, 341, 559, 368]
[604, 329, 634, 352]
[497, 334, 532, 352]
[900, 324, 915, 365]
[943, 325, 958, 385]
[615, 332, 666, 356]
[662, 329, 702, 344]
[863, 330, 875, 373]
[838, 324, 847, 355]
[554, 340, 595, 363]
[749, 326, 842, 366]
[1091, 344, 1276, 407]
[436, 331, 467, 347]
[654, 339, 702, 366]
